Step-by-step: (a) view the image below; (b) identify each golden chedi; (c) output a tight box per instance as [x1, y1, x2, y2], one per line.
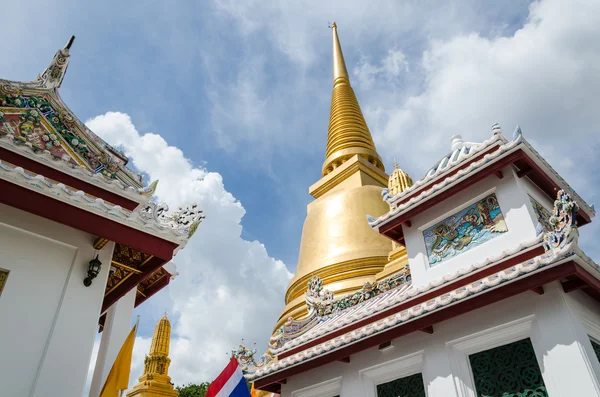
[126, 315, 177, 397]
[274, 23, 407, 330]
[377, 160, 413, 279]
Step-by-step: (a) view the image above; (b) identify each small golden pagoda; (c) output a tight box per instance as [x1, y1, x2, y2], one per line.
[126, 315, 177, 397]
[273, 23, 410, 330]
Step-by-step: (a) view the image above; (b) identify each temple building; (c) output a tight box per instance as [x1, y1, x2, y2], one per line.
[234, 24, 600, 397]
[0, 37, 204, 397]
[126, 315, 178, 397]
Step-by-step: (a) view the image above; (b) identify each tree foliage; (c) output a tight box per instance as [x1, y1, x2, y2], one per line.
[175, 379, 252, 396]
[175, 382, 210, 397]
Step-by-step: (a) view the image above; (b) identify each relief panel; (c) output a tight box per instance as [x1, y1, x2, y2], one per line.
[423, 193, 507, 266]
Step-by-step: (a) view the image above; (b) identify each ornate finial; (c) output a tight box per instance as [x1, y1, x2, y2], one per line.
[512, 125, 522, 141]
[35, 35, 76, 89]
[393, 159, 399, 169]
[543, 190, 579, 251]
[491, 123, 502, 134]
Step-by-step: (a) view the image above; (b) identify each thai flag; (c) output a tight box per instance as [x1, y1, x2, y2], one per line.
[206, 358, 251, 397]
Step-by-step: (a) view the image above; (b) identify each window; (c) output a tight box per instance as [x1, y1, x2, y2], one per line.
[590, 338, 600, 363]
[376, 373, 425, 397]
[0, 269, 8, 297]
[469, 338, 548, 397]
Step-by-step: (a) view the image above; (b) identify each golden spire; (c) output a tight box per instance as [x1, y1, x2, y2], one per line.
[323, 22, 384, 176]
[126, 315, 177, 397]
[388, 159, 413, 196]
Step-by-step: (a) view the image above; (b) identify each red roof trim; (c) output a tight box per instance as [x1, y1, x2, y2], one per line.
[0, 147, 139, 210]
[256, 261, 581, 391]
[379, 148, 591, 244]
[0, 179, 176, 260]
[280, 244, 544, 359]
[395, 145, 501, 207]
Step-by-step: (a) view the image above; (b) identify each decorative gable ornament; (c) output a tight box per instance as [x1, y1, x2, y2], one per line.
[543, 190, 579, 251]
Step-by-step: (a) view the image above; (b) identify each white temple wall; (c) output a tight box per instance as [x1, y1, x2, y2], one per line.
[0, 203, 112, 397]
[281, 282, 600, 397]
[403, 165, 540, 289]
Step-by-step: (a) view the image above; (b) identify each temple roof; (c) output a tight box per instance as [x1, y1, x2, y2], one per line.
[236, 190, 598, 391]
[369, 124, 595, 231]
[0, 159, 203, 247]
[0, 37, 155, 203]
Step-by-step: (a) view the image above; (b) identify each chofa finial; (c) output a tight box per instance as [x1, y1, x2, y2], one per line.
[512, 125, 522, 141]
[36, 35, 76, 89]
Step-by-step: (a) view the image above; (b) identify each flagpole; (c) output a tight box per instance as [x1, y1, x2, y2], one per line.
[134, 315, 140, 336]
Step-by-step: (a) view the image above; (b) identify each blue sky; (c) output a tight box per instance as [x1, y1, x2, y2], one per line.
[2, 0, 600, 391]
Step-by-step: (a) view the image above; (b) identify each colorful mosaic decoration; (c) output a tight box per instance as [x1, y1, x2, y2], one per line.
[469, 338, 548, 397]
[423, 193, 507, 266]
[0, 86, 122, 178]
[529, 195, 553, 236]
[0, 269, 8, 297]
[376, 373, 426, 397]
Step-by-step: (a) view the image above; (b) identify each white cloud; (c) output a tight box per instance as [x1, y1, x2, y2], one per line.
[354, 49, 409, 89]
[85, 112, 293, 386]
[360, 0, 600, 180]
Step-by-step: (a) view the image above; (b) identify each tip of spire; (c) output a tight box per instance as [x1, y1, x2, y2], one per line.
[393, 159, 399, 169]
[65, 35, 76, 51]
[331, 21, 349, 84]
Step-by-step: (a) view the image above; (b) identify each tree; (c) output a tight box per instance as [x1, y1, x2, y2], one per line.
[175, 382, 209, 397]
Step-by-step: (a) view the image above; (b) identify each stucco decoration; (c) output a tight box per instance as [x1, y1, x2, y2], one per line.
[423, 193, 507, 266]
[543, 190, 579, 251]
[232, 344, 275, 374]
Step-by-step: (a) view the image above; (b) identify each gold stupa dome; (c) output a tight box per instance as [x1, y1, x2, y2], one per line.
[273, 23, 403, 330]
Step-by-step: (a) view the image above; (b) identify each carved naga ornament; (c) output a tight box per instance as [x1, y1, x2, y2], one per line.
[543, 189, 579, 251]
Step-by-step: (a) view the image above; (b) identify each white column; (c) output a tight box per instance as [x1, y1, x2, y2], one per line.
[533, 281, 600, 396]
[422, 341, 460, 397]
[88, 287, 137, 397]
[31, 240, 116, 397]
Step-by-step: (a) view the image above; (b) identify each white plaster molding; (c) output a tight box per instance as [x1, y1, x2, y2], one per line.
[580, 311, 600, 343]
[446, 315, 537, 397]
[359, 351, 425, 397]
[291, 376, 342, 397]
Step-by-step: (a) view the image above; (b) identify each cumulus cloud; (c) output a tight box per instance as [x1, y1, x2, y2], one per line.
[354, 49, 409, 89]
[360, 0, 600, 176]
[85, 112, 293, 386]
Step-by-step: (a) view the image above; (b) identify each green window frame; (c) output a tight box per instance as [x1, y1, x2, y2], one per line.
[469, 338, 548, 397]
[376, 372, 426, 397]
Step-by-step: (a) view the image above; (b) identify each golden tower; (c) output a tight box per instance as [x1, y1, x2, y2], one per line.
[126, 315, 177, 397]
[274, 23, 407, 330]
[381, 160, 413, 276]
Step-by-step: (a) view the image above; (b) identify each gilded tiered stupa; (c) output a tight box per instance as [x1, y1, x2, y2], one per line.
[127, 315, 177, 397]
[274, 23, 412, 330]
